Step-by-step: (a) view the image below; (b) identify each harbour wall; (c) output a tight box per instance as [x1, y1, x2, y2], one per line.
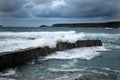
[0, 40, 102, 71]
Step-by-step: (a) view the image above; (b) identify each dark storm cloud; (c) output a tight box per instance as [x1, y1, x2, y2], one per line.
[0, 0, 27, 12]
[0, 0, 119, 19]
[64, 0, 118, 18]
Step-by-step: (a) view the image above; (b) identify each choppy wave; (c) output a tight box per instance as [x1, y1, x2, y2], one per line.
[48, 67, 109, 76]
[61, 59, 78, 68]
[105, 27, 114, 29]
[48, 68, 86, 72]
[1, 67, 120, 80]
[84, 33, 120, 39]
[48, 67, 120, 80]
[102, 67, 120, 73]
[0, 69, 16, 76]
[105, 43, 120, 49]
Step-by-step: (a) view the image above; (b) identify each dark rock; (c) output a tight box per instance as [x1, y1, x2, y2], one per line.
[40, 25, 49, 27]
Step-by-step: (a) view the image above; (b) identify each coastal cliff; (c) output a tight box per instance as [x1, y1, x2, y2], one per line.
[52, 21, 120, 28]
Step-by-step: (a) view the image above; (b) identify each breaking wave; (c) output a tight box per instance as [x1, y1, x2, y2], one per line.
[0, 31, 85, 52]
[32, 31, 85, 48]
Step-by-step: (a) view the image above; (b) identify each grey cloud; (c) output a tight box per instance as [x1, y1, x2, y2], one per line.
[60, 0, 117, 18]
[0, 0, 119, 20]
[0, 0, 27, 12]
[30, 0, 118, 19]
[11, 10, 29, 18]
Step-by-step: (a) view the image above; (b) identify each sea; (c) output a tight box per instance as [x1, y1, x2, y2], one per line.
[0, 27, 120, 80]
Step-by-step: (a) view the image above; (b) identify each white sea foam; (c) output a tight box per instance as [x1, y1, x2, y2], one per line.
[0, 38, 32, 52]
[89, 70, 109, 76]
[31, 31, 85, 48]
[0, 31, 85, 52]
[105, 27, 114, 29]
[0, 78, 15, 80]
[54, 74, 83, 80]
[102, 67, 120, 73]
[105, 44, 120, 49]
[0, 69, 16, 76]
[48, 68, 85, 72]
[48, 67, 109, 76]
[61, 59, 78, 68]
[44, 46, 108, 60]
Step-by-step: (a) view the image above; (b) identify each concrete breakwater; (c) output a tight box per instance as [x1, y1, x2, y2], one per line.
[52, 21, 120, 28]
[0, 40, 102, 71]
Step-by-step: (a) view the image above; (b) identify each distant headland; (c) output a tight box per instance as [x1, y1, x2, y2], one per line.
[51, 21, 120, 28]
[40, 25, 50, 27]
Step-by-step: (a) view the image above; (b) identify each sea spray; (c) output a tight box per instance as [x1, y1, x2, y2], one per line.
[0, 31, 85, 52]
[32, 31, 85, 48]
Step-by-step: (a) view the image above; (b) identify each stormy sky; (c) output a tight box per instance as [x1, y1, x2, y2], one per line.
[0, 0, 120, 27]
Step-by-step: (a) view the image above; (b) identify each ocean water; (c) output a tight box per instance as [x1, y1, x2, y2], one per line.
[0, 27, 120, 80]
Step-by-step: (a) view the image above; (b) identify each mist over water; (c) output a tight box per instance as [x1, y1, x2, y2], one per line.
[0, 27, 120, 80]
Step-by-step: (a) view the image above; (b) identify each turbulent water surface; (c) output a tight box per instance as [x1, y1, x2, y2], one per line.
[0, 27, 120, 80]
